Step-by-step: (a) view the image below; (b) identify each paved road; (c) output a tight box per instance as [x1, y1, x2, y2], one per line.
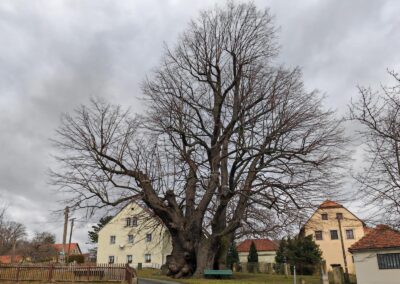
[138, 278, 180, 284]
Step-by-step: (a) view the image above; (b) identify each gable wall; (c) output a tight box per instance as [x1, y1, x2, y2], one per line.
[303, 206, 365, 274]
[97, 203, 172, 267]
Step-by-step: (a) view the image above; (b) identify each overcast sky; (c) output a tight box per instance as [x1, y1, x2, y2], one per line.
[1, 0, 399, 252]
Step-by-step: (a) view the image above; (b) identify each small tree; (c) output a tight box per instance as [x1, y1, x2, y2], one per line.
[226, 241, 239, 269]
[275, 236, 322, 275]
[22, 231, 57, 262]
[247, 241, 259, 273]
[33, 232, 56, 244]
[275, 238, 287, 269]
[88, 216, 113, 244]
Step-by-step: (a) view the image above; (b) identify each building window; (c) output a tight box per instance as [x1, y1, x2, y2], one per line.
[346, 229, 354, 239]
[321, 213, 328, 220]
[145, 253, 151, 263]
[127, 255, 133, 264]
[330, 230, 339, 240]
[377, 253, 400, 269]
[146, 233, 152, 242]
[336, 213, 343, 220]
[315, 231, 323, 240]
[128, 234, 134, 244]
[108, 256, 114, 264]
[125, 217, 138, 227]
[110, 235, 116, 244]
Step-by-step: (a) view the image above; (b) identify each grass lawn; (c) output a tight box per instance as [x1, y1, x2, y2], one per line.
[137, 268, 321, 284]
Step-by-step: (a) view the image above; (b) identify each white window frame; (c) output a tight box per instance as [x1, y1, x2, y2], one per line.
[330, 230, 339, 240]
[346, 229, 354, 239]
[315, 230, 323, 241]
[127, 255, 133, 264]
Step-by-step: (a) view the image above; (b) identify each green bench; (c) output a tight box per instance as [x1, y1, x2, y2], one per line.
[204, 269, 233, 278]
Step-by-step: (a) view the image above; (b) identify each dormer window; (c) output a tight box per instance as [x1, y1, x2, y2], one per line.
[321, 213, 328, 220]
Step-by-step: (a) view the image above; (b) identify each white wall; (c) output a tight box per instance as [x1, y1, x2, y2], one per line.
[97, 203, 172, 268]
[353, 249, 400, 284]
[238, 251, 276, 263]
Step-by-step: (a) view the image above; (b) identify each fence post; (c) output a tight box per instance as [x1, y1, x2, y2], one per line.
[16, 265, 21, 282]
[284, 263, 290, 277]
[293, 265, 296, 284]
[88, 265, 91, 281]
[48, 264, 54, 282]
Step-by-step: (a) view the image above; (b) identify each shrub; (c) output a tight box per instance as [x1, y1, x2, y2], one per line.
[275, 236, 322, 275]
[67, 254, 84, 264]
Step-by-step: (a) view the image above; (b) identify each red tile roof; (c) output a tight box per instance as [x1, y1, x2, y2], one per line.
[318, 200, 343, 209]
[0, 255, 23, 263]
[237, 239, 278, 252]
[363, 226, 374, 235]
[52, 243, 82, 254]
[349, 225, 400, 253]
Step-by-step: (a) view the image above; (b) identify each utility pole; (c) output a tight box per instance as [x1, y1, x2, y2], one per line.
[62, 206, 69, 262]
[67, 217, 76, 262]
[337, 215, 350, 284]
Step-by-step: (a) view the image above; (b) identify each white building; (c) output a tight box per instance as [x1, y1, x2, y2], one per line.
[237, 239, 278, 263]
[97, 202, 172, 268]
[349, 224, 400, 284]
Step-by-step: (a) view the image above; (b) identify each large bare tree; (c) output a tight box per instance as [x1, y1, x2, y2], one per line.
[350, 70, 400, 228]
[52, 2, 345, 278]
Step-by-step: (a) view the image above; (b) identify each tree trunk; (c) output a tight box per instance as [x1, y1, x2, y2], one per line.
[193, 238, 213, 277]
[213, 233, 233, 270]
[166, 229, 219, 278]
[166, 232, 196, 278]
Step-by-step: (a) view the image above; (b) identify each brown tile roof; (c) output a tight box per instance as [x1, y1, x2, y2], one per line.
[349, 225, 400, 253]
[0, 255, 23, 263]
[52, 243, 82, 254]
[319, 200, 343, 209]
[237, 239, 278, 252]
[363, 226, 374, 235]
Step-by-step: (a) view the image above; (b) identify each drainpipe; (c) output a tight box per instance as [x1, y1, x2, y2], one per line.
[337, 216, 350, 284]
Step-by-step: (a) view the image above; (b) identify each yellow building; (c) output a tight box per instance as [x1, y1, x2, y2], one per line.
[97, 202, 172, 268]
[300, 200, 367, 274]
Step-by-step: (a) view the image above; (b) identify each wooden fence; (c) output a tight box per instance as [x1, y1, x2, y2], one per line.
[0, 263, 136, 283]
